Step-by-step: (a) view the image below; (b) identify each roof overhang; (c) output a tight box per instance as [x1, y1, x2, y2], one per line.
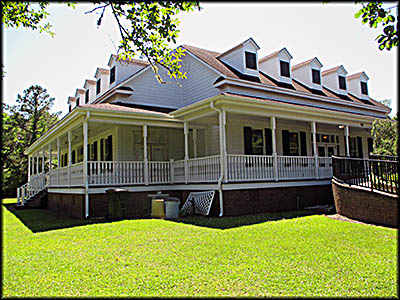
[212, 77, 389, 115]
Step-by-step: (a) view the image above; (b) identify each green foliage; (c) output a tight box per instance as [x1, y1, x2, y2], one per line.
[2, 85, 60, 197]
[2, 204, 397, 297]
[2, 1, 199, 82]
[91, 2, 200, 84]
[371, 116, 398, 156]
[354, 1, 398, 51]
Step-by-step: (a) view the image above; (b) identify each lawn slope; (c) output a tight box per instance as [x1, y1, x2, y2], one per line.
[2, 199, 397, 297]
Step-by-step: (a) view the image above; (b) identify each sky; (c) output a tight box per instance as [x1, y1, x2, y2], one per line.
[3, 2, 398, 118]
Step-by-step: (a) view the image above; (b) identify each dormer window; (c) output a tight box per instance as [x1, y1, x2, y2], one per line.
[76, 98, 80, 107]
[96, 79, 101, 95]
[110, 66, 116, 84]
[245, 52, 257, 70]
[338, 75, 347, 90]
[85, 90, 89, 103]
[69, 105, 72, 113]
[312, 69, 321, 84]
[361, 82, 368, 95]
[280, 61, 290, 77]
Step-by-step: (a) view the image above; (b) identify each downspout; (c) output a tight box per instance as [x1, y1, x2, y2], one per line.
[209, 101, 224, 217]
[83, 111, 90, 218]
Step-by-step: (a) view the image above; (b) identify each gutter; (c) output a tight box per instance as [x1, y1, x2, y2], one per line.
[209, 101, 224, 217]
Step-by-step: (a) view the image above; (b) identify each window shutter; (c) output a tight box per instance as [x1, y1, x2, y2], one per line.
[264, 128, 272, 155]
[300, 131, 307, 156]
[107, 135, 113, 161]
[367, 137, 373, 157]
[100, 138, 104, 161]
[93, 141, 98, 161]
[243, 127, 252, 155]
[282, 130, 290, 156]
[72, 150, 76, 164]
[357, 136, 363, 158]
[65, 153, 68, 166]
[87, 144, 90, 161]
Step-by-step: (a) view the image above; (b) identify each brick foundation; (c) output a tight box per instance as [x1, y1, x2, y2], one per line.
[332, 179, 398, 227]
[47, 184, 333, 219]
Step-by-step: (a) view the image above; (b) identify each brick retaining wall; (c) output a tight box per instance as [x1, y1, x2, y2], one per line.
[332, 179, 398, 227]
[47, 184, 333, 219]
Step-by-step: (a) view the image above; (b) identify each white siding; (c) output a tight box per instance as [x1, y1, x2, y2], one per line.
[181, 53, 220, 106]
[110, 60, 146, 88]
[219, 47, 245, 73]
[322, 66, 348, 96]
[259, 50, 292, 84]
[292, 59, 322, 91]
[348, 75, 369, 101]
[115, 53, 220, 109]
[205, 125, 220, 156]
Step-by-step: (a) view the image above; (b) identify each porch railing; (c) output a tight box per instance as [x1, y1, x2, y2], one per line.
[17, 172, 48, 205]
[227, 154, 274, 181]
[41, 155, 334, 188]
[332, 156, 398, 195]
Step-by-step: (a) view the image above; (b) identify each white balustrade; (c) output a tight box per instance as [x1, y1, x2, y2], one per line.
[171, 160, 185, 183]
[17, 172, 48, 205]
[88, 161, 145, 186]
[318, 157, 333, 178]
[38, 155, 333, 191]
[277, 156, 316, 180]
[188, 155, 221, 182]
[148, 161, 171, 184]
[227, 154, 274, 181]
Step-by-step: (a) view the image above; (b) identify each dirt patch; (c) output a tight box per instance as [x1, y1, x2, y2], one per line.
[325, 214, 389, 228]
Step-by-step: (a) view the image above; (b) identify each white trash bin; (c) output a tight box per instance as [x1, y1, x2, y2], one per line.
[164, 197, 180, 220]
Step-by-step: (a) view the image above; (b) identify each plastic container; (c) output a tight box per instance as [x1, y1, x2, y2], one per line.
[151, 199, 165, 218]
[164, 197, 180, 220]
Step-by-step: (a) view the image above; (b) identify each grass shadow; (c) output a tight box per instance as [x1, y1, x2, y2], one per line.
[3, 203, 117, 233]
[173, 210, 329, 230]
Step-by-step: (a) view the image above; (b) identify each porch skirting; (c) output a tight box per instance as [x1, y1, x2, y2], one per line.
[47, 181, 333, 219]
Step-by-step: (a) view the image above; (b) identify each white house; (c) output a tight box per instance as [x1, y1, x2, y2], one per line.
[18, 37, 391, 219]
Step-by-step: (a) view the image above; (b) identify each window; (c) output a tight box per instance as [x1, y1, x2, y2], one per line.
[338, 75, 347, 90]
[312, 69, 321, 84]
[85, 89, 89, 103]
[72, 150, 76, 164]
[288, 132, 299, 156]
[280, 61, 290, 77]
[96, 79, 101, 95]
[76, 98, 80, 107]
[251, 129, 264, 155]
[245, 51, 257, 70]
[361, 81, 368, 95]
[110, 66, 116, 84]
[69, 105, 71, 113]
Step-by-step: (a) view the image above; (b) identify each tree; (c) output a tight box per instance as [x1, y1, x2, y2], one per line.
[2, 1, 200, 81]
[370, 105, 398, 156]
[354, 1, 398, 51]
[2, 85, 60, 197]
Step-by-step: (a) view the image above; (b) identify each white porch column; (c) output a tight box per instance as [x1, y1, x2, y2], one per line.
[311, 121, 319, 179]
[83, 117, 89, 218]
[218, 111, 225, 182]
[68, 131, 72, 187]
[271, 116, 278, 181]
[184, 122, 189, 184]
[193, 128, 197, 159]
[344, 125, 350, 157]
[35, 153, 39, 174]
[57, 137, 60, 186]
[48, 144, 52, 170]
[222, 110, 227, 183]
[42, 148, 45, 173]
[143, 125, 149, 185]
[28, 155, 31, 181]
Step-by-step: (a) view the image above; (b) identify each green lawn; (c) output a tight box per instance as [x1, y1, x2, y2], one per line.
[2, 198, 397, 297]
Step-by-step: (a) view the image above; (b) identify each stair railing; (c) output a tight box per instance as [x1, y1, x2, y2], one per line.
[17, 172, 49, 205]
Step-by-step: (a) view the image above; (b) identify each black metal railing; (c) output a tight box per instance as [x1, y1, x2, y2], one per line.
[369, 154, 399, 161]
[332, 156, 399, 195]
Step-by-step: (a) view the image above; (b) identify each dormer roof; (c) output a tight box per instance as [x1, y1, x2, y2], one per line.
[292, 57, 323, 70]
[107, 54, 149, 67]
[347, 71, 369, 81]
[74, 88, 85, 99]
[217, 37, 260, 59]
[259, 47, 293, 62]
[322, 65, 348, 76]
[94, 67, 109, 78]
